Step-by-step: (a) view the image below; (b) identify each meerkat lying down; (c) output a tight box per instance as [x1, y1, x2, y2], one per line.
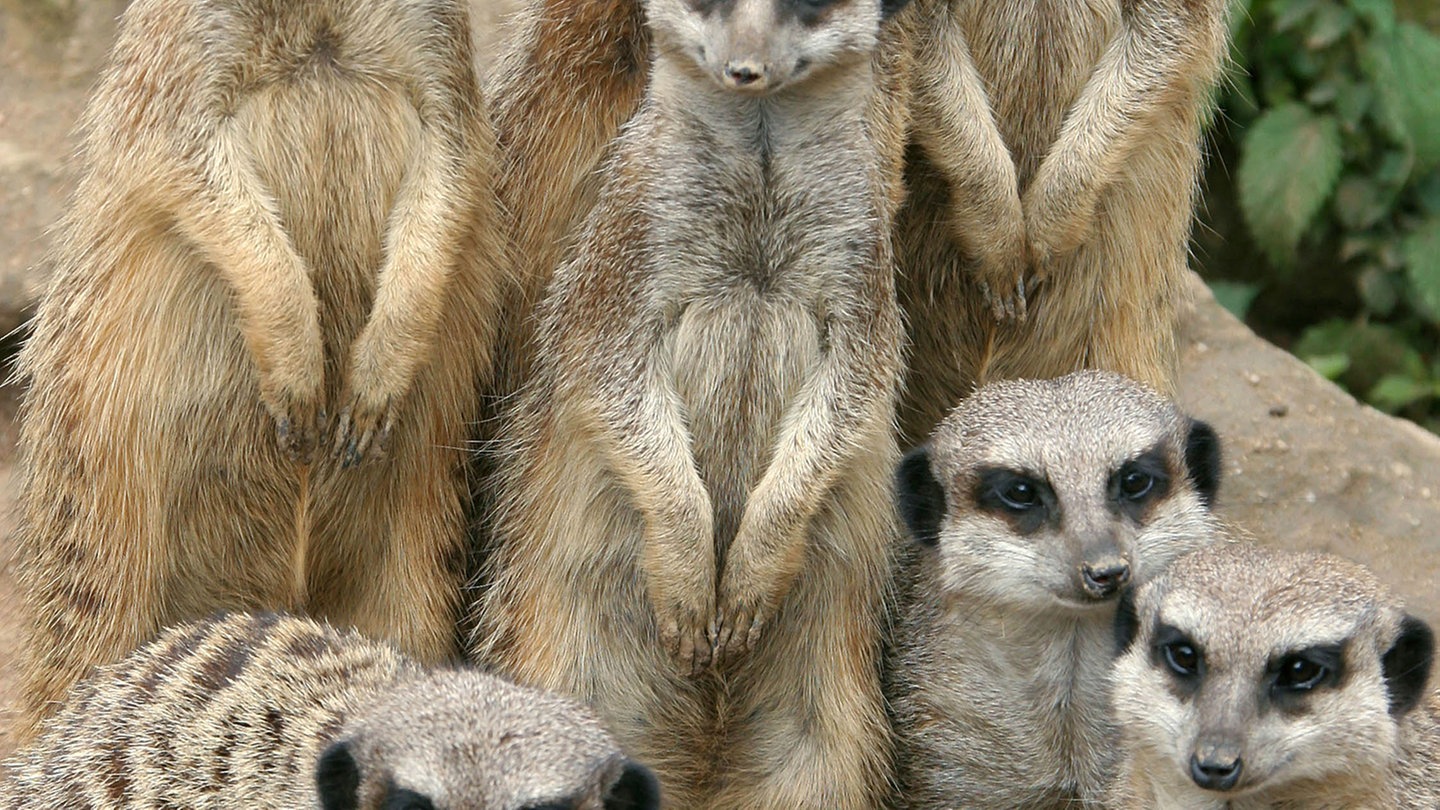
[1111, 543, 1439, 809]
[0, 613, 659, 810]
[886, 370, 1223, 809]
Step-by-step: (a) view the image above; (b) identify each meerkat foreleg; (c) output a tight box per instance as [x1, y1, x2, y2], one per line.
[174, 120, 325, 463]
[1022, 0, 1227, 269]
[332, 123, 473, 466]
[912, 6, 1028, 321]
[586, 358, 717, 675]
[715, 315, 896, 659]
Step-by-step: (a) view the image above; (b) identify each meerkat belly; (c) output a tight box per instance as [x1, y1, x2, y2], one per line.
[959, 0, 1118, 184]
[667, 295, 822, 551]
[232, 72, 420, 393]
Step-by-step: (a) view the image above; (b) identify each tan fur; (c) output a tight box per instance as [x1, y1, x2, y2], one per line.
[886, 371, 1223, 809]
[469, 0, 913, 806]
[893, 0, 1230, 445]
[1110, 544, 1440, 810]
[13, 0, 505, 741]
[0, 613, 660, 809]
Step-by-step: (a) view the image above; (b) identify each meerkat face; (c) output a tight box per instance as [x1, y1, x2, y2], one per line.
[1112, 544, 1435, 803]
[644, 0, 908, 94]
[314, 671, 660, 810]
[895, 371, 1222, 613]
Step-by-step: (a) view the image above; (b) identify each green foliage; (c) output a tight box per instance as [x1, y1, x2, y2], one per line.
[1203, 0, 1440, 430]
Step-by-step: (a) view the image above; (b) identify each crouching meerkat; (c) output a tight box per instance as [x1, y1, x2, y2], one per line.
[0, 613, 661, 809]
[1110, 543, 1439, 809]
[893, 0, 1231, 445]
[13, 0, 506, 739]
[885, 371, 1224, 809]
[469, 0, 913, 805]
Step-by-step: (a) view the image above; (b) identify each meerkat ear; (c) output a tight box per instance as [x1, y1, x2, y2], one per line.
[1114, 589, 1141, 656]
[895, 445, 945, 547]
[604, 761, 662, 810]
[881, 0, 914, 18]
[1383, 615, 1435, 717]
[316, 741, 361, 810]
[1184, 418, 1221, 509]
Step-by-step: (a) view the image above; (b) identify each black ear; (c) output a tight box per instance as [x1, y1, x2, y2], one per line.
[1183, 418, 1221, 509]
[881, 0, 914, 19]
[604, 761, 662, 810]
[895, 445, 945, 547]
[1382, 615, 1435, 717]
[316, 741, 361, 810]
[1114, 588, 1141, 656]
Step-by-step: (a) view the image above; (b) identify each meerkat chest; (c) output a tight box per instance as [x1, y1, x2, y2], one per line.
[953, 0, 1120, 178]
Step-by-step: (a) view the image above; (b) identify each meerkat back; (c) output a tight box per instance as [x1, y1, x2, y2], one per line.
[0, 613, 661, 810]
[886, 370, 1224, 809]
[13, 0, 506, 741]
[892, 0, 1230, 445]
[1111, 543, 1440, 809]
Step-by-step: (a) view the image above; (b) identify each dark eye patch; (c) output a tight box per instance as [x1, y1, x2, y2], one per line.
[973, 467, 1057, 535]
[1152, 623, 1203, 696]
[1268, 643, 1344, 710]
[1107, 445, 1172, 522]
[780, 0, 847, 25]
[383, 786, 436, 810]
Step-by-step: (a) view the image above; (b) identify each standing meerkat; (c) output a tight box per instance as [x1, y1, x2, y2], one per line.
[1110, 544, 1439, 809]
[13, 0, 505, 740]
[470, 0, 912, 805]
[0, 613, 661, 809]
[886, 371, 1224, 809]
[893, 0, 1230, 445]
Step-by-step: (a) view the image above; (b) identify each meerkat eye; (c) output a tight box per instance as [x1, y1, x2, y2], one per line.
[1119, 469, 1154, 499]
[1270, 646, 1343, 697]
[1000, 480, 1039, 509]
[1162, 641, 1201, 677]
[1275, 657, 1326, 690]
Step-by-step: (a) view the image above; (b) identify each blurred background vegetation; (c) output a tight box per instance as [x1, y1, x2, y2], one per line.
[1196, 0, 1440, 429]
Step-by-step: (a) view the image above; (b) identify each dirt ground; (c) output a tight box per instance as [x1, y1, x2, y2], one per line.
[0, 0, 1437, 765]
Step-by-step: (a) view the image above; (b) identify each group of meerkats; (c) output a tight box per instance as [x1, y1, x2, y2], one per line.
[0, 0, 1436, 807]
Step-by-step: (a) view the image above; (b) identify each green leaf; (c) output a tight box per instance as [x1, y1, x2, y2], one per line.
[1357, 264, 1399, 316]
[1368, 373, 1435, 412]
[1208, 280, 1262, 318]
[1346, 0, 1396, 34]
[1367, 24, 1440, 171]
[1306, 352, 1352, 379]
[1274, 0, 1323, 33]
[1238, 104, 1345, 266]
[1402, 214, 1440, 321]
[1306, 4, 1356, 49]
[1333, 176, 1395, 230]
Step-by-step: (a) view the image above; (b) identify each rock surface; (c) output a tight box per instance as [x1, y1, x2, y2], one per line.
[0, 0, 1436, 765]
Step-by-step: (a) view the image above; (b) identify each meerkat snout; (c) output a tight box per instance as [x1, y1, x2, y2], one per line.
[723, 59, 768, 89]
[1190, 740, 1243, 791]
[1080, 559, 1130, 599]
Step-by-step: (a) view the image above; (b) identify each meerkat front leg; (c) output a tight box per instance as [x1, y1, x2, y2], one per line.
[333, 117, 476, 466]
[585, 354, 718, 675]
[716, 302, 899, 659]
[911, 3, 1029, 321]
[1023, 0, 1227, 268]
[175, 119, 325, 463]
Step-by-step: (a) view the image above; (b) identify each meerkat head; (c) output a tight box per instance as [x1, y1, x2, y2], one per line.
[314, 669, 660, 810]
[895, 371, 1222, 613]
[643, 0, 911, 94]
[1112, 544, 1435, 804]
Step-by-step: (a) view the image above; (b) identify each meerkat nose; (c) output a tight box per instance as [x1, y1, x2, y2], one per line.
[1190, 745, 1243, 792]
[723, 61, 767, 89]
[1080, 561, 1130, 598]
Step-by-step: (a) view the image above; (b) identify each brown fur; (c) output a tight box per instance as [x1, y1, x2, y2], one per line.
[12, 0, 505, 741]
[0, 613, 660, 809]
[469, 0, 914, 806]
[1110, 544, 1440, 809]
[893, 0, 1230, 445]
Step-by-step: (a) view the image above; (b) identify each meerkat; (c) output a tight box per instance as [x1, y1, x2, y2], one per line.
[469, 0, 912, 805]
[0, 613, 661, 809]
[12, 0, 506, 741]
[892, 0, 1230, 445]
[885, 370, 1224, 809]
[1109, 543, 1440, 809]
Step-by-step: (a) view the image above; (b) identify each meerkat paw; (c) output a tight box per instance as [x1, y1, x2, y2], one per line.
[956, 203, 1031, 322]
[655, 597, 715, 677]
[260, 366, 325, 465]
[712, 589, 768, 664]
[331, 386, 397, 468]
